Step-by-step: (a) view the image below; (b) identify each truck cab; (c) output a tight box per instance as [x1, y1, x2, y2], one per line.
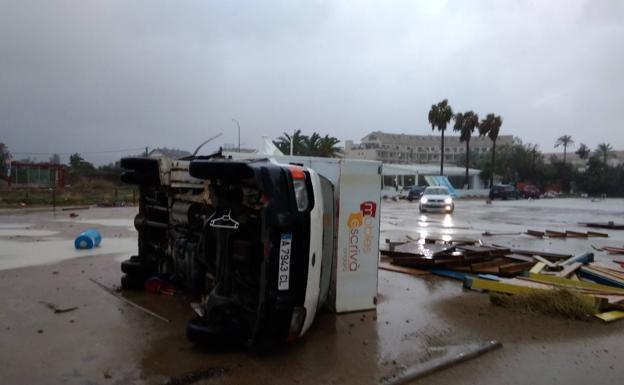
[120, 155, 335, 347]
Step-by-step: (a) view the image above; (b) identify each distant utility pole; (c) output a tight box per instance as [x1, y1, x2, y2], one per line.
[232, 118, 241, 152]
[290, 129, 295, 156]
[145, 147, 149, 157]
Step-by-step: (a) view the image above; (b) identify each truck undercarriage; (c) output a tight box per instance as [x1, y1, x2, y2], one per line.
[120, 154, 334, 348]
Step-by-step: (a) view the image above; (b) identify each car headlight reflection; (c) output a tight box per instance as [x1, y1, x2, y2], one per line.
[420, 197, 428, 204]
[444, 197, 453, 204]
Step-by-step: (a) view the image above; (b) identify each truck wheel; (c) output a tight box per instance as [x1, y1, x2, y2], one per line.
[186, 316, 247, 349]
[121, 256, 151, 276]
[121, 274, 145, 291]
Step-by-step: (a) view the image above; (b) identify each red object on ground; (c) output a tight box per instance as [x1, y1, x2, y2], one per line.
[145, 277, 176, 295]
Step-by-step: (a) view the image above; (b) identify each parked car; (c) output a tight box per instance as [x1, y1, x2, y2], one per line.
[419, 186, 454, 213]
[489, 184, 520, 200]
[407, 186, 426, 202]
[521, 185, 541, 199]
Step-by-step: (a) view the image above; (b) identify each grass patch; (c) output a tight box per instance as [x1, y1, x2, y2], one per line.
[490, 289, 599, 321]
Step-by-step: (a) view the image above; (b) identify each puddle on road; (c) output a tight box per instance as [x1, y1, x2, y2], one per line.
[0, 237, 137, 271]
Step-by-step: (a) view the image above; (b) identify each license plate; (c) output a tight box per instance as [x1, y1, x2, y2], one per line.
[278, 234, 292, 291]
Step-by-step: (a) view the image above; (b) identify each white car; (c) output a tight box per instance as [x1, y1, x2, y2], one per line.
[419, 186, 455, 213]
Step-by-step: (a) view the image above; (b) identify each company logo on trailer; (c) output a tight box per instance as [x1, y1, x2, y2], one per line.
[346, 201, 377, 272]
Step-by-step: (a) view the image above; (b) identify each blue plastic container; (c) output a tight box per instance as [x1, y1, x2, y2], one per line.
[74, 229, 102, 250]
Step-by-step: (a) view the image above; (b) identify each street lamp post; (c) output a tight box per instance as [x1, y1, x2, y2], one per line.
[232, 118, 241, 152]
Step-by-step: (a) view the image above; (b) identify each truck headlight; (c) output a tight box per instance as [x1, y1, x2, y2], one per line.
[290, 166, 309, 212]
[293, 179, 309, 212]
[420, 197, 428, 204]
[444, 197, 453, 204]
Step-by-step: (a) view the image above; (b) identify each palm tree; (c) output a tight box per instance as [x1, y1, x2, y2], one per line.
[575, 143, 590, 160]
[453, 111, 479, 189]
[478, 114, 503, 187]
[274, 130, 307, 155]
[317, 135, 341, 157]
[554, 135, 574, 165]
[428, 99, 454, 175]
[595, 143, 614, 165]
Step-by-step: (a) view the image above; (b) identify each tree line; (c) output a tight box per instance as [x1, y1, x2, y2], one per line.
[273, 130, 341, 157]
[428, 99, 502, 188]
[461, 136, 622, 196]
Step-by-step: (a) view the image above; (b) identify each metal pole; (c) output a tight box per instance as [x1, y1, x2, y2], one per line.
[232, 119, 241, 152]
[290, 129, 294, 156]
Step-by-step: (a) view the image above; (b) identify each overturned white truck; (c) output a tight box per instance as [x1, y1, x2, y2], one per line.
[120, 152, 381, 348]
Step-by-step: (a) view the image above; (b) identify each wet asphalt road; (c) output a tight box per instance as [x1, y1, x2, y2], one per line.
[0, 199, 623, 385]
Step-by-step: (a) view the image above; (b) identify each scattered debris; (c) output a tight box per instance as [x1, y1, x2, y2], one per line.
[378, 260, 429, 277]
[381, 341, 502, 385]
[595, 310, 624, 323]
[490, 289, 598, 321]
[74, 229, 102, 250]
[145, 277, 177, 295]
[482, 231, 522, 237]
[69, 213, 79, 218]
[163, 367, 228, 385]
[39, 301, 79, 314]
[382, 235, 624, 323]
[89, 278, 171, 323]
[381, 238, 537, 277]
[580, 221, 624, 230]
[525, 229, 609, 238]
[599, 246, 624, 254]
[61, 206, 90, 211]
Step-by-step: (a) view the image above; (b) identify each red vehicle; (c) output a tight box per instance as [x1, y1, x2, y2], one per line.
[521, 185, 541, 199]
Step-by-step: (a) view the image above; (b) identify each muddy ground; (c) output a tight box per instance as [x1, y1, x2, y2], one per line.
[1, 199, 623, 384]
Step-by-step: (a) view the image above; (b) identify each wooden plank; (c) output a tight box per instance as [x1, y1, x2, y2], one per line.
[533, 255, 558, 268]
[545, 230, 567, 238]
[579, 267, 624, 288]
[529, 262, 546, 274]
[471, 266, 503, 274]
[583, 222, 624, 230]
[565, 230, 588, 238]
[559, 252, 594, 266]
[505, 254, 536, 263]
[498, 261, 535, 275]
[509, 248, 572, 260]
[586, 265, 624, 280]
[464, 277, 553, 295]
[470, 258, 509, 270]
[602, 246, 624, 254]
[464, 277, 605, 311]
[594, 310, 624, 323]
[587, 231, 609, 238]
[526, 230, 545, 238]
[378, 261, 429, 277]
[428, 269, 472, 281]
[526, 272, 624, 294]
[556, 262, 582, 278]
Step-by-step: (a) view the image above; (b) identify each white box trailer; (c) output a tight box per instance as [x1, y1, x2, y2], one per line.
[269, 156, 382, 313]
[120, 152, 381, 348]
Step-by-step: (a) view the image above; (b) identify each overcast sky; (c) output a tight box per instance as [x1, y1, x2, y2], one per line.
[1, 0, 623, 164]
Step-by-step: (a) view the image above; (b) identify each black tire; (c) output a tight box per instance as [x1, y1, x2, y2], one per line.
[121, 257, 147, 276]
[187, 315, 247, 349]
[121, 274, 145, 291]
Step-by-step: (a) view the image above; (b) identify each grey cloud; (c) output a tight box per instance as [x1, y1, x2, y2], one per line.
[1, 0, 622, 164]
